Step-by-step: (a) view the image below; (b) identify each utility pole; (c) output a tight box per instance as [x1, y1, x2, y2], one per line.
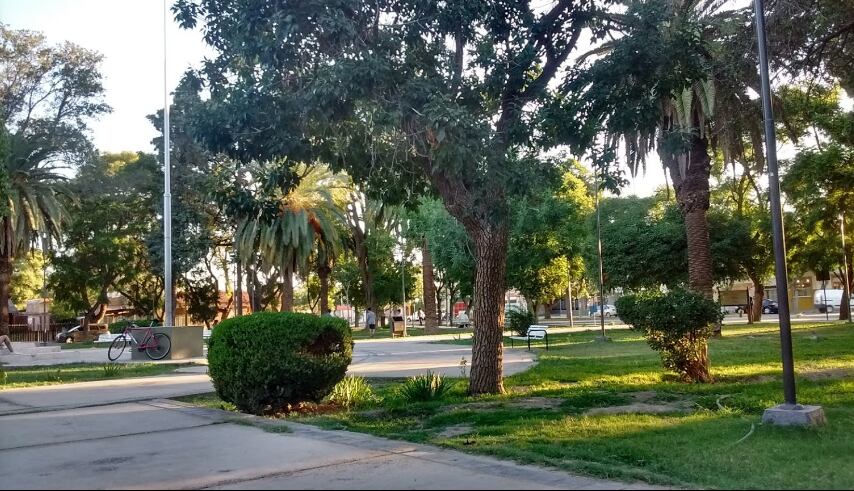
[754, 0, 825, 426]
[162, 0, 174, 327]
[594, 169, 607, 341]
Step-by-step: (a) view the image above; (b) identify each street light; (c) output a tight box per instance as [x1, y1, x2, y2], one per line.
[594, 168, 607, 341]
[753, 0, 825, 426]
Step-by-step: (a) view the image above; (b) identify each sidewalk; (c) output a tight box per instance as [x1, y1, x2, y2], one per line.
[0, 397, 664, 490]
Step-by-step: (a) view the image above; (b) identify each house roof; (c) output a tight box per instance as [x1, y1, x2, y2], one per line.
[7, 299, 18, 314]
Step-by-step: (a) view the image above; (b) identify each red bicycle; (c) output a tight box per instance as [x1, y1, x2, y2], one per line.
[108, 323, 171, 361]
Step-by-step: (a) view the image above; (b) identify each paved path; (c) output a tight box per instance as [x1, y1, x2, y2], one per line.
[0, 396, 661, 490]
[0, 339, 537, 379]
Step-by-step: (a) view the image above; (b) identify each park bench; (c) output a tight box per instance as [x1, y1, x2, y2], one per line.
[507, 325, 549, 351]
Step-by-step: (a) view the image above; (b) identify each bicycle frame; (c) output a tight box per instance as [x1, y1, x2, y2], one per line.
[123, 326, 160, 351]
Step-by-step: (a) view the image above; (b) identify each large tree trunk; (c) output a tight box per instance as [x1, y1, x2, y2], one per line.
[750, 276, 765, 323]
[422, 236, 439, 334]
[236, 259, 244, 316]
[0, 256, 10, 336]
[664, 135, 714, 298]
[840, 264, 852, 321]
[318, 259, 331, 314]
[280, 265, 294, 312]
[468, 225, 509, 395]
[354, 232, 376, 313]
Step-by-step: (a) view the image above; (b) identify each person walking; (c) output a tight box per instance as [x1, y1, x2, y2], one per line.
[365, 307, 377, 337]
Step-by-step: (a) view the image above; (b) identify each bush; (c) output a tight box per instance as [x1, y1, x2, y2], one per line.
[109, 319, 160, 334]
[328, 376, 377, 409]
[505, 308, 536, 337]
[208, 312, 352, 415]
[398, 371, 452, 402]
[615, 289, 723, 383]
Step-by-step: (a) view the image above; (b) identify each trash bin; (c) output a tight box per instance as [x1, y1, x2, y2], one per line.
[391, 316, 407, 338]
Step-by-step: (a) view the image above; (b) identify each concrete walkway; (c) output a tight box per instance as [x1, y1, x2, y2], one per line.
[0, 338, 537, 379]
[0, 397, 662, 490]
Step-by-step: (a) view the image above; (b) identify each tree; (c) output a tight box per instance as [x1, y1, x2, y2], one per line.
[569, 1, 757, 301]
[175, 0, 609, 395]
[147, 83, 222, 317]
[768, 0, 854, 93]
[590, 195, 687, 291]
[0, 26, 107, 334]
[781, 85, 854, 320]
[11, 251, 45, 309]
[231, 163, 344, 312]
[49, 152, 158, 326]
[182, 273, 219, 327]
[507, 166, 593, 320]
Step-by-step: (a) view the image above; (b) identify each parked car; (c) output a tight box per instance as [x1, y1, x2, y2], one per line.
[591, 304, 617, 317]
[55, 325, 82, 343]
[762, 299, 779, 314]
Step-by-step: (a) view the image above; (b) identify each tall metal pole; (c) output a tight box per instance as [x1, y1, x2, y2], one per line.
[163, 0, 174, 327]
[754, 0, 796, 405]
[842, 213, 851, 322]
[595, 169, 606, 339]
[401, 255, 407, 331]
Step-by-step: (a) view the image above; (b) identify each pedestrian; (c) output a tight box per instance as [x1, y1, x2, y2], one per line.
[0, 334, 13, 353]
[365, 307, 377, 337]
[418, 309, 424, 326]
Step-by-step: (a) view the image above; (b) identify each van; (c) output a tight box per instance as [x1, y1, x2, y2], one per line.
[813, 289, 854, 313]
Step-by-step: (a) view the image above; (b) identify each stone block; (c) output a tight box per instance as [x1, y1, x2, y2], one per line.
[762, 404, 827, 427]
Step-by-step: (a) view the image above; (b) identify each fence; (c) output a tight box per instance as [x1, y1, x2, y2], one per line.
[7, 321, 78, 343]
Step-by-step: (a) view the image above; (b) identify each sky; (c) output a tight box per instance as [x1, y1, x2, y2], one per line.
[1, 0, 214, 154]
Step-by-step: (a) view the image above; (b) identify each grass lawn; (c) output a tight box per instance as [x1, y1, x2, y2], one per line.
[0, 363, 189, 390]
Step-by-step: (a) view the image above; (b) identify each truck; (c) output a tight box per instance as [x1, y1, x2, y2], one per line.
[813, 289, 854, 313]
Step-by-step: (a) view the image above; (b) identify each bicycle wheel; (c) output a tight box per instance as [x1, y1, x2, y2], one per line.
[108, 335, 128, 361]
[145, 333, 171, 360]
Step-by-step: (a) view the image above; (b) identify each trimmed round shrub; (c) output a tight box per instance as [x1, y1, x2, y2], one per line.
[616, 289, 723, 383]
[505, 308, 536, 337]
[108, 319, 161, 334]
[208, 312, 352, 414]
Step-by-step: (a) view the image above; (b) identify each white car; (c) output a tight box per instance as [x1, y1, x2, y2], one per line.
[592, 304, 617, 317]
[813, 289, 854, 313]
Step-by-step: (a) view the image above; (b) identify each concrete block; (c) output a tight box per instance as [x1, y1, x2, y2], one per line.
[130, 326, 204, 361]
[762, 404, 827, 427]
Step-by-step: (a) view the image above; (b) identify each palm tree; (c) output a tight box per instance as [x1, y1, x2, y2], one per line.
[1, 131, 66, 335]
[234, 163, 346, 312]
[576, 0, 748, 299]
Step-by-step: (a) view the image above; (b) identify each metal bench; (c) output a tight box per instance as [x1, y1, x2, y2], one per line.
[507, 325, 549, 351]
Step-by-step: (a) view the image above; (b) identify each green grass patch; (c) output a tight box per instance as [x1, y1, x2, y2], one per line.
[173, 392, 238, 412]
[310, 322, 854, 489]
[0, 363, 187, 390]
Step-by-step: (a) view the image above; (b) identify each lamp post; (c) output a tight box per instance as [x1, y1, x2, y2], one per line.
[162, 0, 174, 327]
[754, 0, 825, 426]
[594, 168, 607, 341]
